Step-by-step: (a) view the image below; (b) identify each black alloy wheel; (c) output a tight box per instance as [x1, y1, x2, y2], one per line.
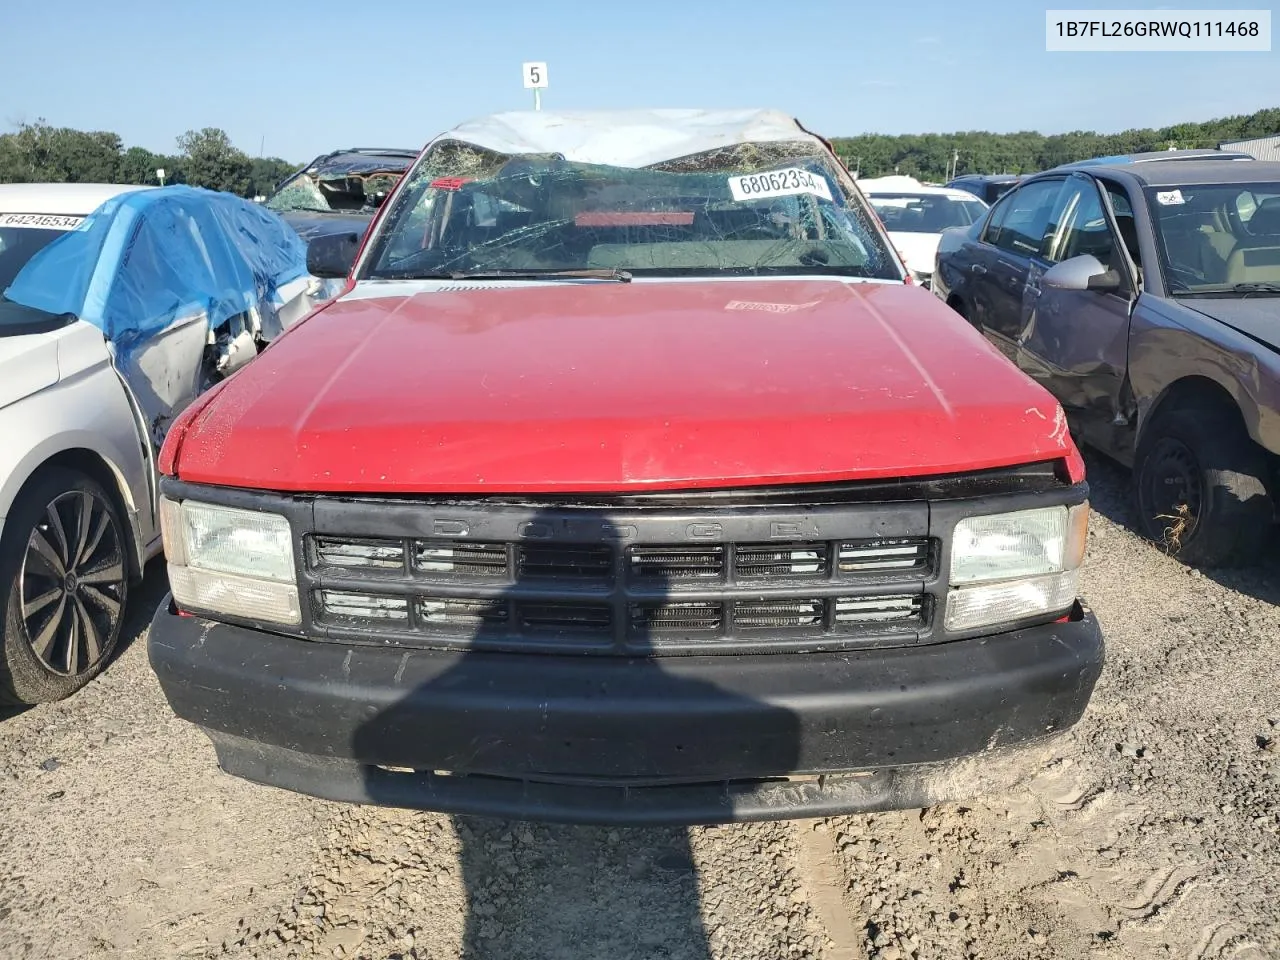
[1, 469, 130, 704]
[20, 489, 126, 676]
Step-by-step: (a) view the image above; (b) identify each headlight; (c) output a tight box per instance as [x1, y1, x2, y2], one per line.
[161, 498, 300, 625]
[945, 503, 1087, 631]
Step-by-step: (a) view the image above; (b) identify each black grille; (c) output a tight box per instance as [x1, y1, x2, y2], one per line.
[520, 603, 612, 632]
[304, 517, 936, 655]
[519, 544, 612, 581]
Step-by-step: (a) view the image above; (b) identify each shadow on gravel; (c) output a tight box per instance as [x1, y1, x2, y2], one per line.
[1082, 450, 1280, 603]
[352, 509, 801, 958]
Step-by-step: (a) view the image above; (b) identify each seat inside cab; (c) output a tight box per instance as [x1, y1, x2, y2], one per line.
[1224, 197, 1280, 285]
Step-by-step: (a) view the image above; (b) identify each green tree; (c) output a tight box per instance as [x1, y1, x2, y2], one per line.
[119, 145, 164, 185]
[249, 156, 298, 198]
[0, 120, 122, 182]
[176, 127, 252, 195]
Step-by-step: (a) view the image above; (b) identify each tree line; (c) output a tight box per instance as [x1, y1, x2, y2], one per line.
[2, 106, 1278, 194]
[830, 106, 1279, 181]
[0, 122, 298, 198]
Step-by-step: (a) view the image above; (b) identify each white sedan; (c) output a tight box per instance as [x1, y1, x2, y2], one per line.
[857, 175, 989, 288]
[0, 183, 339, 704]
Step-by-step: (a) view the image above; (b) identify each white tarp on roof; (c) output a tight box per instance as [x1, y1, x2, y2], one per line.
[434, 109, 818, 168]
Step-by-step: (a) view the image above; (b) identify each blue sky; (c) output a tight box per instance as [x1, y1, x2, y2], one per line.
[3, 0, 1276, 162]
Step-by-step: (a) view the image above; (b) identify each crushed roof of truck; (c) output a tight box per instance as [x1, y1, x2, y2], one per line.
[305, 149, 420, 179]
[432, 109, 822, 168]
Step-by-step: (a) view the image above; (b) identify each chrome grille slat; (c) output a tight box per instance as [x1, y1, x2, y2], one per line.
[734, 599, 826, 629]
[735, 543, 828, 579]
[414, 541, 507, 577]
[838, 539, 930, 573]
[628, 545, 724, 580]
[315, 537, 406, 571]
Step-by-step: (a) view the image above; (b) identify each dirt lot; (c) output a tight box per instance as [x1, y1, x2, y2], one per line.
[1, 455, 1278, 960]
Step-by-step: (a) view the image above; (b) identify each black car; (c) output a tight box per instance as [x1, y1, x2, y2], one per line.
[946, 174, 1023, 205]
[264, 148, 419, 243]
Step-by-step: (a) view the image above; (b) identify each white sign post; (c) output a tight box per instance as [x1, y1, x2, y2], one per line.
[522, 61, 548, 111]
[156, 167, 166, 186]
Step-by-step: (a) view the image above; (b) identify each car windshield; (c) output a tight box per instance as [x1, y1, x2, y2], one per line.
[0, 223, 74, 290]
[266, 158, 409, 215]
[867, 192, 988, 233]
[1147, 181, 1280, 296]
[364, 139, 900, 281]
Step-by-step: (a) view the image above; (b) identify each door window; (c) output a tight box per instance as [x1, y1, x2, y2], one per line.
[988, 180, 1063, 259]
[980, 192, 1013, 244]
[1045, 177, 1118, 267]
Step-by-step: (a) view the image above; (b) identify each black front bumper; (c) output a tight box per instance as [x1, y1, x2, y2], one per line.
[148, 600, 1103, 825]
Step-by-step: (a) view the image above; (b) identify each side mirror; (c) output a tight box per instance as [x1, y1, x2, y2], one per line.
[1042, 253, 1121, 293]
[306, 231, 361, 279]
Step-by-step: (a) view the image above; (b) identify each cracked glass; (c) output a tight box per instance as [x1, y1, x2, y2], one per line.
[364, 139, 901, 281]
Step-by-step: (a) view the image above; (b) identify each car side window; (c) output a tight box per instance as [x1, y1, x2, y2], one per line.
[981, 193, 1014, 244]
[1045, 176, 1119, 269]
[1101, 181, 1142, 275]
[988, 180, 1064, 259]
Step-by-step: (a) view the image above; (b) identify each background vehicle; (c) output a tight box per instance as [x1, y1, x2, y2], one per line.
[858, 175, 988, 287]
[149, 108, 1101, 827]
[1056, 148, 1254, 169]
[947, 174, 1023, 205]
[0, 184, 340, 704]
[934, 158, 1280, 566]
[264, 147, 420, 242]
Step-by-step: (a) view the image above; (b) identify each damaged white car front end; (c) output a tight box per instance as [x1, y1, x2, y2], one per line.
[0, 184, 341, 705]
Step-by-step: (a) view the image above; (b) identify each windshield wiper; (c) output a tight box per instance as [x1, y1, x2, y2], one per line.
[447, 268, 632, 283]
[1232, 282, 1280, 297]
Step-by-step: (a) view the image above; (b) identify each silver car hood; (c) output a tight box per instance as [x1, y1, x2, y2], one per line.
[1187, 298, 1280, 352]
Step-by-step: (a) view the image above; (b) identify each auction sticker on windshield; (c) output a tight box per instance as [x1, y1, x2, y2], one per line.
[0, 213, 84, 229]
[729, 168, 833, 203]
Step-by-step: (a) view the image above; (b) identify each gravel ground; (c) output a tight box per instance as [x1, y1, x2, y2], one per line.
[1, 453, 1278, 960]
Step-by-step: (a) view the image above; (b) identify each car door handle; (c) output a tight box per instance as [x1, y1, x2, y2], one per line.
[970, 264, 987, 276]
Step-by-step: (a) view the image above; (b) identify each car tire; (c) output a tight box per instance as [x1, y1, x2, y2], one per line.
[1133, 405, 1273, 568]
[0, 469, 129, 705]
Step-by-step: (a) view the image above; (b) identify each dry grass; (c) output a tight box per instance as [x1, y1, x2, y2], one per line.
[1155, 502, 1194, 554]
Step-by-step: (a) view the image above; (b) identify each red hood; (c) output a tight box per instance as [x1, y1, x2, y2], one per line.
[167, 279, 1078, 493]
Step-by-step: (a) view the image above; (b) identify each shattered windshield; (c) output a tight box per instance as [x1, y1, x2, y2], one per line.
[266, 159, 408, 216]
[364, 139, 900, 280]
[1148, 181, 1280, 296]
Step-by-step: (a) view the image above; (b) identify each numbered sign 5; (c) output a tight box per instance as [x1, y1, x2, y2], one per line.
[522, 62, 548, 89]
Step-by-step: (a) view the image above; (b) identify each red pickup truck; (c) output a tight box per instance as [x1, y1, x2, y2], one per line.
[148, 110, 1103, 825]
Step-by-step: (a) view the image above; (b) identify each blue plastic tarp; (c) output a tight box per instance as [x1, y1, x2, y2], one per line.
[4, 185, 309, 354]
